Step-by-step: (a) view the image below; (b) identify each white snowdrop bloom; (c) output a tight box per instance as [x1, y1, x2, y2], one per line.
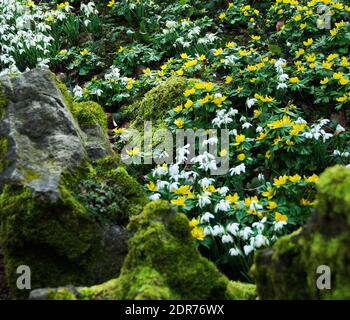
[294, 117, 307, 124]
[212, 225, 225, 237]
[183, 41, 191, 48]
[168, 182, 180, 192]
[218, 186, 229, 195]
[156, 180, 169, 190]
[215, 200, 231, 213]
[227, 223, 240, 236]
[201, 212, 215, 223]
[199, 178, 215, 189]
[204, 226, 213, 236]
[152, 166, 168, 177]
[258, 173, 265, 181]
[240, 227, 253, 240]
[91, 88, 103, 96]
[333, 150, 341, 156]
[278, 73, 289, 82]
[229, 247, 241, 256]
[277, 82, 288, 90]
[246, 98, 257, 108]
[252, 219, 266, 233]
[176, 144, 191, 164]
[165, 20, 176, 29]
[319, 119, 330, 126]
[274, 220, 287, 231]
[229, 163, 246, 176]
[274, 58, 286, 71]
[256, 126, 264, 133]
[335, 124, 346, 134]
[240, 116, 246, 122]
[105, 66, 121, 80]
[169, 164, 180, 179]
[182, 170, 198, 180]
[222, 234, 234, 244]
[243, 244, 254, 256]
[81, 2, 98, 18]
[73, 85, 84, 98]
[249, 201, 262, 211]
[254, 234, 269, 248]
[229, 129, 238, 136]
[202, 137, 218, 146]
[197, 193, 211, 208]
[242, 122, 252, 129]
[342, 152, 350, 158]
[228, 108, 239, 116]
[149, 193, 161, 201]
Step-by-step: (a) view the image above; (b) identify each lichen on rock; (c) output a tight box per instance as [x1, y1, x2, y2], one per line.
[252, 165, 350, 300]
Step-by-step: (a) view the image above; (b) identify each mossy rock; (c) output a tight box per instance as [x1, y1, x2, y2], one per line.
[252, 166, 350, 299]
[42, 201, 257, 300]
[121, 76, 197, 130]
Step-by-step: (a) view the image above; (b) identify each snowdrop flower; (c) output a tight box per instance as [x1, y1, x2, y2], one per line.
[246, 98, 257, 108]
[229, 247, 241, 256]
[274, 58, 286, 72]
[229, 129, 238, 136]
[252, 218, 266, 233]
[222, 234, 234, 244]
[254, 234, 269, 248]
[73, 85, 84, 98]
[228, 108, 239, 116]
[149, 193, 161, 201]
[169, 164, 180, 179]
[156, 180, 169, 190]
[176, 144, 190, 164]
[152, 166, 168, 177]
[277, 82, 288, 90]
[258, 173, 265, 181]
[242, 122, 252, 129]
[212, 225, 225, 236]
[215, 199, 231, 213]
[229, 163, 246, 176]
[240, 227, 253, 240]
[218, 186, 229, 195]
[168, 182, 180, 192]
[199, 177, 215, 189]
[278, 73, 289, 82]
[243, 244, 254, 256]
[256, 126, 264, 133]
[227, 223, 240, 236]
[333, 150, 341, 156]
[201, 212, 215, 223]
[335, 124, 346, 134]
[197, 193, 211, 208]
[203, 137, 218, 146]
[274, 220, 287, 231]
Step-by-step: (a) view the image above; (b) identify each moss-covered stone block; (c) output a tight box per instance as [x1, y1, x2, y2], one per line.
[122, 76, 196, 129]
[252, 165, 350, 299]
[44, 201, 258, 300]
[72, 101, 108, 131]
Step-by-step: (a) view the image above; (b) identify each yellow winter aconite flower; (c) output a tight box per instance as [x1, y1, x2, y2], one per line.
[286, 139, 295, 146]
[219, 12, 226, 20]
[254, 109, 262, 117]
[244, 196, 259, 207]
[214, 48, 223, 56]
[273, 175, 289, 187]
[267, 201, 278, 210]
[290, 123, 307, 136]
[339, 78, 349, 86]
[174, 118, 185, 128]
[171, 197, 186, 206]
[225, 76, 233, 84]
[235, 134, 246, 145]
[289, 77, 300, 84]
[226, 193, 239, 204]
[27, 0, 35, 7]
[174, 105, 183, 113]
[275, 212, 288, 222]
[205, 82, 214, 91]
[333, 72, 344, 80]
[251, 35, 261, 41]
[300, 198, 314, 206]
[184, 100, 193, 109]
[126, 147, 140, 156]
[204, 185, 217, 193]
[305, 174, 319, 183]
[213, 95, 226, 106]
[147, 181, 158, 192]
[175, 185, 193, 197]
[320, 77, 329, 85]
[237, 153, 246, 161]
[226, 41, 235, 48]
[289, 174, 301, 183]
[256, 132, 267, 141]
[80, 49, 90, 56]
[191, 227, 205, 241]
[180, 53, 189, 59]
[295, 48, 305, 57]
[262, 187, 276, 200]
[184, 88, 195, 97]
[303, 38, 313, 46]
[107, 0, 115, 7]
[189, 217, 200, 228]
